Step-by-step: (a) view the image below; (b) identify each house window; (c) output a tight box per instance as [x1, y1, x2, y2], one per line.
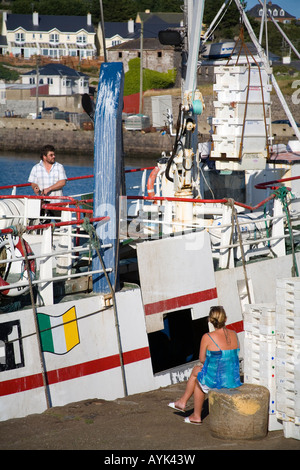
[118, 52, 122, 58]
[40, 34, 43, 39]
[157, 51, 162, 58]
[29, 77, 35, 84]
[280, 9, 285, 16]
[77, 34, 87, 44]
[47, 78, 53, 84]
[50, 33, 59, 44]
[67, 35, 70, 40]
[112, 40, 121, 46]
[259, 9, 263, 16]
[15, 32, 25, 43]
[42, 49, 48, 55]
[273, 9, 278, 16]
[39, 78, 43, 84]
[32, 33, 35, 39]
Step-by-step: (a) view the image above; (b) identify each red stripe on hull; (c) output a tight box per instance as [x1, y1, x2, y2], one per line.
[0, 346, 151, 397]
[227, 320, 244, 334]
[144, 288, 218, 315]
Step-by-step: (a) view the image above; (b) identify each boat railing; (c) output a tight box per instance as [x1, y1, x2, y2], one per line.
[124, 170, 300, 270]
[0, 193, 110, 304]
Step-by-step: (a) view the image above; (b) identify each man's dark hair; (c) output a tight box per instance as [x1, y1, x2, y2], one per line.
[41, 145, 55, 159]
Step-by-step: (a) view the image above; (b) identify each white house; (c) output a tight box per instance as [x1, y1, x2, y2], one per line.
[1, 11, 96, 59]
[21, 63, 89, 95]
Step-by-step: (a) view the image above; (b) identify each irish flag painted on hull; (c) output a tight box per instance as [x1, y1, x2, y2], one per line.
[37, 306, 80, 354]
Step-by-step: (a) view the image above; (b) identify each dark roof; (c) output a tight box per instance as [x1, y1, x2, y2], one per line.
[6, 14, 95, 33]
[104, 14, 182, 41]
[22, 63, 87, 77]
[142, 15, 181, 38]
[138, 12, 183, 24]
[108, 37, 173, 51]
[104, 22, 140, 40]
[247, 2, 296, 19]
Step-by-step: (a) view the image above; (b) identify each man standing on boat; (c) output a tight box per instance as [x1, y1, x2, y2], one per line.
[28, 144, 67, 199]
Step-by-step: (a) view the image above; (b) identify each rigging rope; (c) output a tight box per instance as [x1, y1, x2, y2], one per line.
[273, 186, 299, 277]
[82, 217, 128, 396]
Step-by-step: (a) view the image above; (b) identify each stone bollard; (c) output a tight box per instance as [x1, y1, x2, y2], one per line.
[208, 383, 270, 440]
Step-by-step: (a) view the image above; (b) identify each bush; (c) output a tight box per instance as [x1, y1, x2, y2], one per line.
[123, 58, 176, 96]
[0, 64, 19, 81]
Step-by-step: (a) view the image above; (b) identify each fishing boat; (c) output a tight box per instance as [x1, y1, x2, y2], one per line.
[1, 0, 300, 438]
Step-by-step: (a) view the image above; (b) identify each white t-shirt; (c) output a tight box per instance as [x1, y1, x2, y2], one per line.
[28, 160, 67, 199]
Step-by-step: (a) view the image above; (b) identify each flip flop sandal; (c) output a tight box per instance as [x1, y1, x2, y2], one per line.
[168, 402, 186, 413]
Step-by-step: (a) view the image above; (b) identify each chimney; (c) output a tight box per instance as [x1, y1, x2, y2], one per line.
[87, 12, 92, 26]
[128, 19, 134, 34]
[33, 11, 39, 26]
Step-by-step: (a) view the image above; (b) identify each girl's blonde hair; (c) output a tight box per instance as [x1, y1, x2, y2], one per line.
[209, 306, 227, 329]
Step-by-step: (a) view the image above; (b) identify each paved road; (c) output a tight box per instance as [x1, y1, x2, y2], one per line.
[1, 382, 300, 452]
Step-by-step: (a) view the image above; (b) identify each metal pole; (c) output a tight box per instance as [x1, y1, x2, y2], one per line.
[139, 22, 143, 115]
[35, 56, 40, 118]
[99, 0, 107, 62]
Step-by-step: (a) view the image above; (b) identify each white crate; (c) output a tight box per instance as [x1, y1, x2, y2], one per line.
[211, 135, 268, 160]
[214, 101, 269, 121]
[283, 421, 300, 440]
[214, 65, 271, 89]
[268, 413, 283, 431]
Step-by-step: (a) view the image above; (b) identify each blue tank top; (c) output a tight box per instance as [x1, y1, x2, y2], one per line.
[197, 333, 241, 389]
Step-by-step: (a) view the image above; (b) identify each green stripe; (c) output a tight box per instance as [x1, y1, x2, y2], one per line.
[37, 313, 54, 353]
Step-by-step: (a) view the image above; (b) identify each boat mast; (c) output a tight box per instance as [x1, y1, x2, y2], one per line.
[233, 0, 300, 142]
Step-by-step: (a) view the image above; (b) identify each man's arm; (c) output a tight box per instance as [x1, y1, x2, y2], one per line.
[31, 183, 41, 195]
[42, 179, 66, 196]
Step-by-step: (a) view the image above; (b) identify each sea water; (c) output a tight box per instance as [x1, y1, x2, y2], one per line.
[0, 151, 156, 197]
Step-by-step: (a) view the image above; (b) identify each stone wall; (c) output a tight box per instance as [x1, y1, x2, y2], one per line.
[0, 127, 94, 155]
[0, 91, 298, 156]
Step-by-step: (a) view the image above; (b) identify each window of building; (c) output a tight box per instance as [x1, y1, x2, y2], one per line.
[47, 77, 53, 85]
[42, 49, 48, 55]
[112, 40, 121, 46]
[29, 77, 35, 84]
[273, 9, 278, 16]
[259, 8, 263, 16]
[118, 52, 123, 58]
[77, 34, 87, 44]
[50, 33, 59, 44]
[280, 9, 285, 16]
[15, 32, 25, 43]
[157, 51, 162, 58]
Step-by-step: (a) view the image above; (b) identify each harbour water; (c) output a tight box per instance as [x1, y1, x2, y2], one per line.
[0, 151, 157, 196]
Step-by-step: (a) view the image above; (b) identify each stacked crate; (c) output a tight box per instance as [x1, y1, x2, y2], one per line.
[275, 279, 300, 439]
[243, 280, 300, 438]
[243, 303, 280, 431]
[211, 65, 272, 170]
